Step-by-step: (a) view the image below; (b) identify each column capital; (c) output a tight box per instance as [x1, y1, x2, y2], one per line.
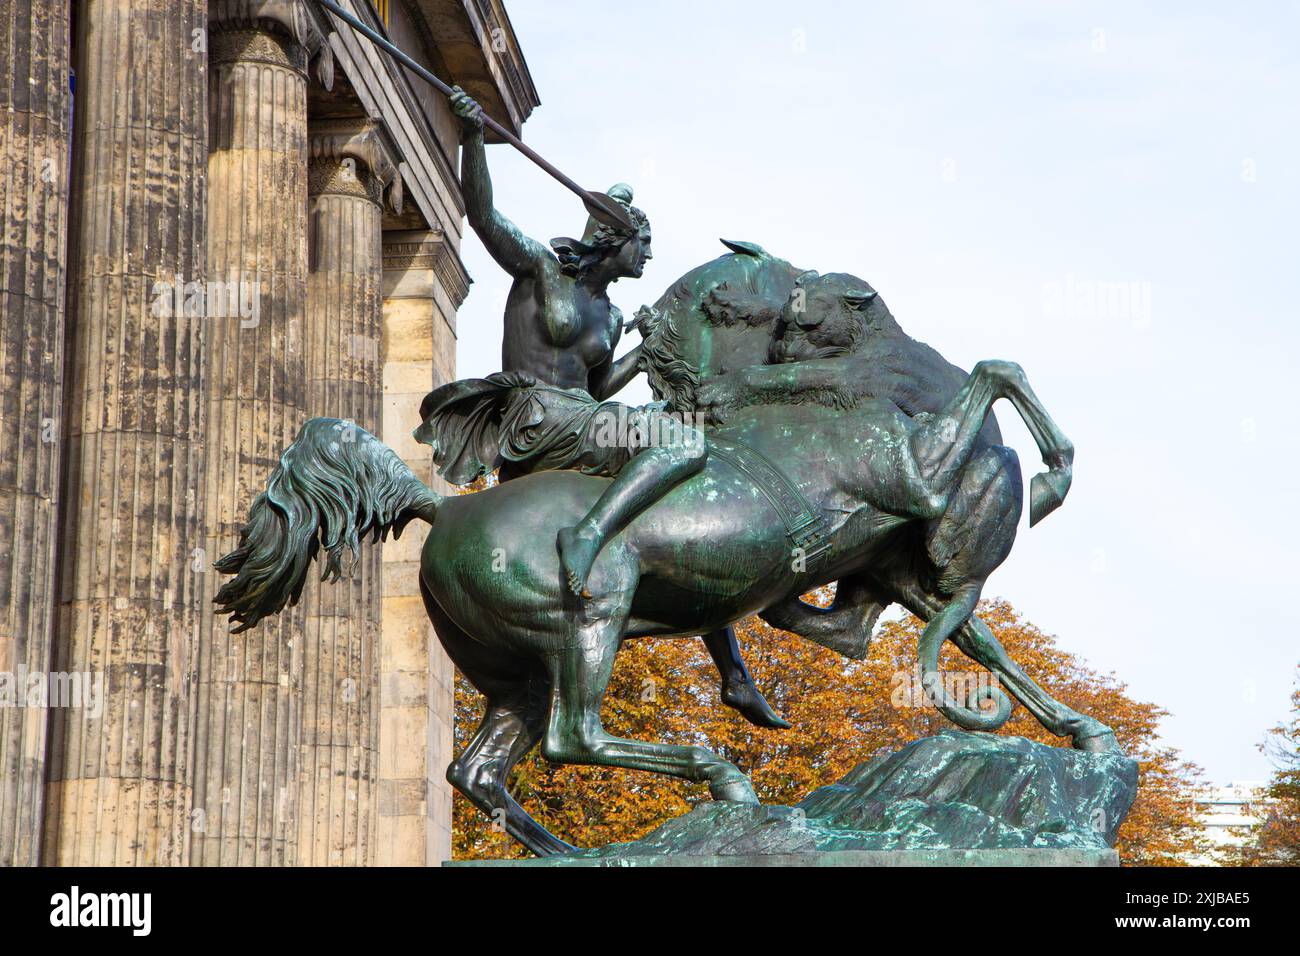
[209, 0, 334, 90]
[308, 119, 404, 214]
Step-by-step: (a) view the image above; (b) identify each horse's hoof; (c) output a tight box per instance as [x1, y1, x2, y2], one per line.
[1029, 468, 1072, 526]
[1073, 729, 1120, 753]
[528, 833, 579, 858]
[711, 775, 759, 804]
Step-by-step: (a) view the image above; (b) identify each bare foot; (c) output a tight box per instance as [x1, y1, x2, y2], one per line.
[722, 680, 791, 730]
[557, 524, 601, 598]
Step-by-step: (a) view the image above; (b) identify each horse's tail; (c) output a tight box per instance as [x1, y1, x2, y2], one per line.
[213, 417, 441, 633]
[917, 585, 1013, 732]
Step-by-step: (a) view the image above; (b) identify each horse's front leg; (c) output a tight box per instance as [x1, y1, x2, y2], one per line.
[907, 360, 1073, 525]
[541, 568, 758, 805]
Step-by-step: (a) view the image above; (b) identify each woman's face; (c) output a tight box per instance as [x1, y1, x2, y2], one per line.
[612, 224, 653, 278]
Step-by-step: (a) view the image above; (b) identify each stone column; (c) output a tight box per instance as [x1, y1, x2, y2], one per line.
[193, 0, 333, 866]
[376, 230, 466, 865]
[297, 120, 399, 865]
[0, 0, 70, 867]
[41, 0, 207, 867]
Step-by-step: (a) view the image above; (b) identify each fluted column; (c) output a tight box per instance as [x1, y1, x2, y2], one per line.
[193, 3, 332, 866]
[297, 120, 396, 865]
[0, 0, 70, 867]
[42, 0, 207, 866]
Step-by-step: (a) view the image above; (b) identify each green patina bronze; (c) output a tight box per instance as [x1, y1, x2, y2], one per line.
[213, 87, 1127, 860]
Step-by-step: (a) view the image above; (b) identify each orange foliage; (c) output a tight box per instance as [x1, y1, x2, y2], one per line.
[452, 598, 1206, 864]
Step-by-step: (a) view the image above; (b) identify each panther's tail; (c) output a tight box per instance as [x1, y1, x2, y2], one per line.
[213, 418, 441, 633]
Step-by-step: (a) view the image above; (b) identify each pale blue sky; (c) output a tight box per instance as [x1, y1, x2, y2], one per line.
[454, 1, 1300, 783]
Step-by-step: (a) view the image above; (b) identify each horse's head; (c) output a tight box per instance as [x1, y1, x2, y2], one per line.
[769, 271, 880, 364]
[640, 240, 804, 410]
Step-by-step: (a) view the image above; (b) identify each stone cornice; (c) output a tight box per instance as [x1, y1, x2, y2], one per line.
[468, 0, 540, 132]
[409, 0, 539, 137]
[309, 119, 405, 213]
[210, 0, 336, 90]
[382, 228, 472, 309]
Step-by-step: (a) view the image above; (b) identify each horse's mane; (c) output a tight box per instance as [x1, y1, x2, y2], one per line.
[637, 301, 700, 412]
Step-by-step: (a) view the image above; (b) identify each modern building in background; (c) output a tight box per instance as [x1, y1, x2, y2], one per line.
[0, 0, 537, 866]
[1189, 782, 1269, 865]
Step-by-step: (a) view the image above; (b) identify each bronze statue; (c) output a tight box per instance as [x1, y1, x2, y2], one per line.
[212, 83, 1114, 860]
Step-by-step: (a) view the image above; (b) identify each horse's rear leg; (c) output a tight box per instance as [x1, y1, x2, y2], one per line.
[449, 683, 574, 857]
[420, 581, 574, 857]
[541, 594, 758, 804]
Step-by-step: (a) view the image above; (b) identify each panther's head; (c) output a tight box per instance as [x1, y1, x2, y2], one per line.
[769, 271, 880, 364]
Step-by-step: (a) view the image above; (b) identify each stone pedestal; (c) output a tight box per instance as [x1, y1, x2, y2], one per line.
[193, 5, 331, 867]
[375, 230, 465, 866]
[0, 0, 71, 867]
[42, 0, 207, 868]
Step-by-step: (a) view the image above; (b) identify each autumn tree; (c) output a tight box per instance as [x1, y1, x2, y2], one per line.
[452, 598, 1205, 864]
[1218, 665, 1300, 866]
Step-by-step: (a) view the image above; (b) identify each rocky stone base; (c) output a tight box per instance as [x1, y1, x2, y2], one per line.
[450, 847, 1118, 867]
[450, 731, 1139, 867]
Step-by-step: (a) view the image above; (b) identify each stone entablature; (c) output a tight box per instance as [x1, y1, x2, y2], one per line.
[381, 227, 471, 316]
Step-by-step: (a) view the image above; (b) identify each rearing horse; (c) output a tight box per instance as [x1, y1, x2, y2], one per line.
[213, 356, 1115, 857]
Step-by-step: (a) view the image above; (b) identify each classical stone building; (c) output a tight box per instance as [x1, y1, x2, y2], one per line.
[0, 0, 537, 866]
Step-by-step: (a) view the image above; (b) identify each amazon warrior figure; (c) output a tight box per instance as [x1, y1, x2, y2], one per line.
[415, 88, 788, 728]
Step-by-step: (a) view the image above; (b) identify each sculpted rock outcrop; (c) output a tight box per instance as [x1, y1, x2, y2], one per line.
[560, 731, 1139, 862]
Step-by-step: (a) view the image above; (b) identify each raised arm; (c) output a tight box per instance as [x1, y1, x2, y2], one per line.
[451, 87, 551, 277]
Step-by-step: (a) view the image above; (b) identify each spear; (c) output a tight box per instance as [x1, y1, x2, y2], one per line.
[315, 0, 635, 233]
